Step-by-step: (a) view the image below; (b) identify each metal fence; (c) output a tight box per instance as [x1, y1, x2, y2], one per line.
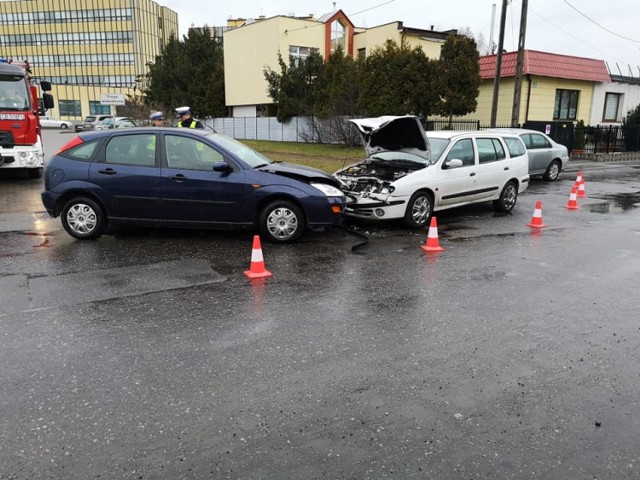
[575, 125, 640, 154]
[203, 116, 311, 142]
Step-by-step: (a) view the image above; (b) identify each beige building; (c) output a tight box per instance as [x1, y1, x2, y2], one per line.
[0, 0, 178, 121]
[468, 50, 611, 126]
[223, 11, 455, 117]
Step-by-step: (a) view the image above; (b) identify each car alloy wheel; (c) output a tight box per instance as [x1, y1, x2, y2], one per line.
[259, 200, 304, 243]
[494, 181, 518, 212]
[61, 197, 105, 240]
[404, 191, 433, 228]
[544, 160, 560, 181]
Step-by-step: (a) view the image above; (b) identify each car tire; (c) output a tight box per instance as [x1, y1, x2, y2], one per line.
[543, 160, 561, 181]
[27, 168, 42, 179]
[60, 123, 68, 130]
[259, 200, 305, 243]
[404, 190, 433, 228]
[61, 197, 106, 240]
[493, 181, 518, 212]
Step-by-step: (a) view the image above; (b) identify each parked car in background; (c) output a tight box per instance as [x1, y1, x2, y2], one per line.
[39, 115, 73, 129]
[485, 128, 569, 181]
[334, 116, 530, 228]
[94, 116, 135, 130]
[75, 114, 112, 132]
[41, 128, 345, 243]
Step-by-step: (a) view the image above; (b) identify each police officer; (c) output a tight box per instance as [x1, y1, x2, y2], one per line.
[149, 111, 165, 127]
[175, 106, 204, 129]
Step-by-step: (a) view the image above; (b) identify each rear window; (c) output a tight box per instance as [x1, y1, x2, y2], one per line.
[503, 137, 526, 157]
[84, 116, 96, 122]
[65, 140, 100, 161]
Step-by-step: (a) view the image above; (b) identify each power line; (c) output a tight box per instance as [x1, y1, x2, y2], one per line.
[529, 8, 626, 65]
[563, 0, 640, 43]
[349, 0, 396, 18]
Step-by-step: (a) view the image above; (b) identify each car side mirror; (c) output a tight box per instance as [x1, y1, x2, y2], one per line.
[443, 159, 464, 169]
[212, 161, 233, 173]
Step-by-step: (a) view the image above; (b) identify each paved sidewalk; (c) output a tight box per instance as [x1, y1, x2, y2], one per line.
[564, 158, 640, 173]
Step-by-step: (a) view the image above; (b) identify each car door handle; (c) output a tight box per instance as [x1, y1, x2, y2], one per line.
[469, 172, 476, 177]
[169, 174, 187, 182]
[504, 166, 510, 171]
[98, 168, 117, 175]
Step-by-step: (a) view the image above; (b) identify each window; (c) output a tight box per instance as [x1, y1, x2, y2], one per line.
[476, 138, 506, 163]
[289, 45, 319, 65]
[89, 101, 111, 115]
[105, 135, 156, 167]
[446, 139, 474, 166]
[165, 135, 223, 170]
[503, 137, 526, 157]
[330, 19, 346, 53]
[357, 48, 366, 60]
[529, 134, 551, 149]
[603, 92, 622, 122]
[65, 140, 99, 161]
[554, 89, 579, 120]
[58, 100, 81, 116]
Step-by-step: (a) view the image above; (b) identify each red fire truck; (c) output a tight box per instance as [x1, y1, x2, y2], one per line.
[0, 58, 54, 178]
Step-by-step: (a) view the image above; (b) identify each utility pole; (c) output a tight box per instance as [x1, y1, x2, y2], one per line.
[511, 0, 528, 127]
[490, 0, 508, 128]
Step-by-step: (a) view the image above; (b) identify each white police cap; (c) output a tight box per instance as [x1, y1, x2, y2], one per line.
[175, 106, 191, 115]
[149, 111, 164, 120]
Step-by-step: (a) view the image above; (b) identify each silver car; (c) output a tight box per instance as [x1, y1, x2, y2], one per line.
[486, 128, 569, 181]
[39, 115, 73, 129]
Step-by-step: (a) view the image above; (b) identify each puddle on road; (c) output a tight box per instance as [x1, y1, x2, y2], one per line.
[589, 192, 640, 214]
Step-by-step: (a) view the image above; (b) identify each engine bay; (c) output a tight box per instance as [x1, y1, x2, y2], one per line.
[335, 158, 427, 196]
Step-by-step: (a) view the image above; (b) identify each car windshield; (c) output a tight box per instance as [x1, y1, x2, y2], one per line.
[0, 74, 30, 111]
[369, 150, 431, 165]
[426, 138, 451, 161]
[207, 133, 273, 168]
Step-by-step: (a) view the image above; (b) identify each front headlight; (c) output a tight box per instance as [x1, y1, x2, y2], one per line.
[311, 182, 344, 197]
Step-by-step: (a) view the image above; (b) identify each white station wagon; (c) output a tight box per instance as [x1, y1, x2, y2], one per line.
[334, 116, 530, 227]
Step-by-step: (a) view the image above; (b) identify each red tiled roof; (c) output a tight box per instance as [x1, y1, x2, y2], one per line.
[479, 50, 611, 83]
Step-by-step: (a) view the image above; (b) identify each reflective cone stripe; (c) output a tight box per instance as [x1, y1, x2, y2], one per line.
[577, 180, 586, 198]
[526, 200, 547, 228]
[575, 171, 583, 185]
[421, 217, 445, 252]
[565, 186, 579, 210]
[244, 235, 272, 279]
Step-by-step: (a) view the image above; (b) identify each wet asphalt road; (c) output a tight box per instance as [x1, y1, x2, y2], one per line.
[1, 131, 640, 479]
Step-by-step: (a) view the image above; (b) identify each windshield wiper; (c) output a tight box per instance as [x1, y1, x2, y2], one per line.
[253, 163, 270, 169]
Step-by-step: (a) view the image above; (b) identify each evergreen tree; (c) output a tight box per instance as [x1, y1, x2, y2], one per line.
[144, 27, 225, 119]
[435, 33, 481, 124]
[624, 104, 640, 125]
[264, 51, 324, 122]
[358, 40, 439, 118]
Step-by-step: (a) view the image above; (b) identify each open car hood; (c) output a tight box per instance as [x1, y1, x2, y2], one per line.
[348, 116, 431, 161]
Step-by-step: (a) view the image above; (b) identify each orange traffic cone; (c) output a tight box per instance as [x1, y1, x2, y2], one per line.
[574, 171, 586, 198]
[526, 200, 547, 228]
[421, 217, 445, 252]
[244, 235, 272, 279]
[565, 186, 579, 210]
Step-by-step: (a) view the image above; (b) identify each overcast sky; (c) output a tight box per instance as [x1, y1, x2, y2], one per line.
[159, 0, 639, 76]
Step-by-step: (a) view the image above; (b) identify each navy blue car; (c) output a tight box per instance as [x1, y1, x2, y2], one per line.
[41, 128, 345, 243]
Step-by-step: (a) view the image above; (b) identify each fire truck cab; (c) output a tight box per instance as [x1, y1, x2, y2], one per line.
[0, 58, 54, 178]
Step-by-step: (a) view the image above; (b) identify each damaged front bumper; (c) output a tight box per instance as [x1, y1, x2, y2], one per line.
[343, 192, 407, 220]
